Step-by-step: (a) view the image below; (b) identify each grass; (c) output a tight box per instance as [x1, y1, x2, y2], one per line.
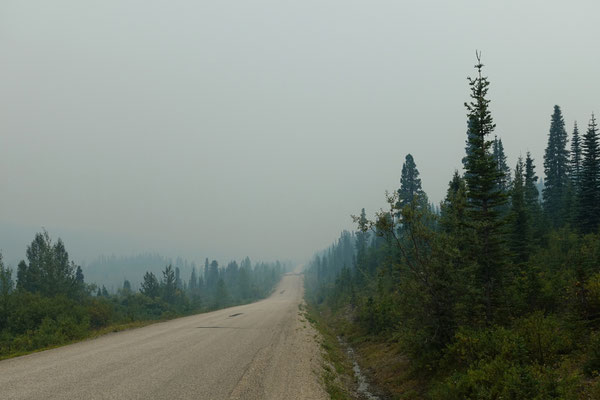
[302, 302, 356, 400]
[305, 301, 426, 400]
[0, 317, 174, 361]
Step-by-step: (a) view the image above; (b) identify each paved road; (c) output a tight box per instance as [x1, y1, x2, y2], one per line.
[0, 273, 327, 400]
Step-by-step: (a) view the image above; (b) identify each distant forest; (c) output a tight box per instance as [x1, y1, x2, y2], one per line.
[0, 232, 286, 358]
[84, 253, 199, 292]
[306, 58, 600, 398]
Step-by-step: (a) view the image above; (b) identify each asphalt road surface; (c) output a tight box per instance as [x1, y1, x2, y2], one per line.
[0, 273, 327, 400]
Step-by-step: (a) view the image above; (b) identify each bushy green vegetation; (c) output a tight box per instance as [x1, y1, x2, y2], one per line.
[305, 56, 600, 398]
[0, 232, 285, 359]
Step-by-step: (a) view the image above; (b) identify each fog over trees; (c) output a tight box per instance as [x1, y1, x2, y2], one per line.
[0, 230, 286, 358]
[2, 1, 600, 398]
[306, 58, 600, 398]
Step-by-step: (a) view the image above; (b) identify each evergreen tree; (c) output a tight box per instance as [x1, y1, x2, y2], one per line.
[493, 136, 511, 193]
[214, 278, 229, 308]
[161, 264, 177, 303]
[75, 266, 84, 285]
[175, 266, 182, 290]
[140, 271, 160, 298]
[0, 253, 13, 327]
[524, 152, 540, 212]
[578, 114, 600, 233]
[570, 121, 582, 188]
[16, 260, 29, 292]
[523, 152, 544, 237]
[440, 171, 468, 237]
[565, 122, 583, 223]
[543, 105, 570, 227]
[203, 258, 209, 288]
[509, 157, 530, 263]
[237, 266, 251, 300]
[354, 208, 370, 282]
[462, 54, 508, 324]
[188, 267, 198, 292]
[439, 171, 471, 302]
[207, 260, 219, 290]
[397, 154, 427, 211]
[16, 231, 78, 297]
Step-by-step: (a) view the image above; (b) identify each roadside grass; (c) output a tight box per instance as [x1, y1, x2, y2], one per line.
[351, 339, 421, 400]
[304, 302, 425, 400]
[302, 302, 356, 400]
[0, 319, 164, 361]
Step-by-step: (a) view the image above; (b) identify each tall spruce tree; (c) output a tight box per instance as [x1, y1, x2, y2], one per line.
[397, 154, 426, 210]
[509, 157, 530, 263]
[523, 152, 543, 236]
[578, 114, 600, 233]
[355, 208, 370, 282]
[462, 54, 508, 324]
[493, 136, 511, 193]
[543, 105, 570, 227]
[524, 152, 540, 211]
[570, 121, 582, 188]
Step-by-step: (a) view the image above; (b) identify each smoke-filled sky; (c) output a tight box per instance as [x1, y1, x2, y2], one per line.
[1, 1, 599, 264]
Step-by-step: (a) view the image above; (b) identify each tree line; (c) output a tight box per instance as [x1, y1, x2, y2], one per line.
[0, 231, 285, 358]
[305, 56, 600, 398]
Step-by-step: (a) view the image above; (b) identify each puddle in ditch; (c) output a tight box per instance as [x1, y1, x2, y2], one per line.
[338, 337, 381, 400]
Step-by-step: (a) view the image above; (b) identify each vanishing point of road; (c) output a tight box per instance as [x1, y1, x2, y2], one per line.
[0, 272, 327, 400]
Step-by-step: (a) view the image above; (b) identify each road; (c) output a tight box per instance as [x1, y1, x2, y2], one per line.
[0, 273, 327, 400]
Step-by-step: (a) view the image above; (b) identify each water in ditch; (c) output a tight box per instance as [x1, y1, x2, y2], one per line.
[339, 337, 380, 400]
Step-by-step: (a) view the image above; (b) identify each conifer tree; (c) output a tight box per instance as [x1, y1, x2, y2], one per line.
[509, 157, 530, 263]
[140, 271, 160, 298]
[175, 266, 182, 289]
[440, 171, 468, 235]
[523, 152, 544, 237]
[123, 279, 131, 291]
[397, 154, 427, 210]
[462, 53, 508, 324]
[16, 231, 78, 297]
[493, 136, 511, 193]
[0, 254, 12, 327]
[203, 258, 209, 289]
[440, 171, 471, 285]
[208, 260, 219, 290]
[543, 105, 570, 227]
[570, 121, 582, 189]
[189, 267, 198, 292]
[161, 264, 177, 303]
[524, 152, 540, 212]
[75, 266, 84, 285]
[214, 278, 229, 308]
[578, 114, 600, 233]
[355, 208, 370, 282]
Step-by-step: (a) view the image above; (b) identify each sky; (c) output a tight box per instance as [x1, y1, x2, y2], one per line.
[1, 1, 599, 266]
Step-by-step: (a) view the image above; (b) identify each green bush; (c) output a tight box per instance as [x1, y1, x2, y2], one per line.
[86, 299, 113, 329]
[584, 331, 600, 377]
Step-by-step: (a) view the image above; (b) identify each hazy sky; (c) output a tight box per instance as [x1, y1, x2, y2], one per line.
[1, 1, 599, 264]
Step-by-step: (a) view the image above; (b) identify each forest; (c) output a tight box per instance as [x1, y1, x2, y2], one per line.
[0, 231, 285, 359]
[305, 58, 600, 399]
